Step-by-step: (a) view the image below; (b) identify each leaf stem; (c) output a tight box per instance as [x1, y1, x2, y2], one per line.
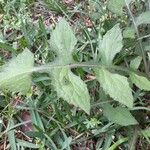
[125, 0, 149, 74]
[33, 63, 150, 80]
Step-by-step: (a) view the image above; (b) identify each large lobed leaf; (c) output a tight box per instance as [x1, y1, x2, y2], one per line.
[0, 49, 34, 94]
[99, 24, 123, 65]
[50, 18, 77, 64]
[50, 19, 90, 114]
[52, 68, 90, 114]
[95, 68, 133, 108]
[103, 104, 138, 126]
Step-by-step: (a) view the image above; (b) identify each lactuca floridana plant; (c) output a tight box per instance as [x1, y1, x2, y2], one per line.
[49, 19, 90, 114]
[0, 19, 150, 126]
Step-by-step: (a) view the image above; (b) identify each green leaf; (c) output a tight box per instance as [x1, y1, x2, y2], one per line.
[52, 68, 90, 114]
[129, 57, 150, 91]
[0, 42, 16, 53]
[50, 19, 90, 113]
[107, 138, 128, 150]
[148, 52, 150, 61]
[123, 27, 135, 39]
[7, 119, 17, 150]
[103, 104, 138, 126]
[43, 0, 67, 14]
[136, 12, 150, 26]
[144, 45, 150, 52]
[99, 24, 123, 65]
[0, 49, 34, 94]
[16, 139, 39, 149]
[130, 56, 142, 69]
[142, 128, 150, 137]
[95, 68, 133, 108]
[142, 128, 150, 143]
[50, 19, 77, 64]
[130, 73, 150, 91]
[107, 0, 132, 15]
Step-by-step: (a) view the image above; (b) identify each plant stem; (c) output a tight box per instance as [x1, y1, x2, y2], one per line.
[125, 0, 149, 74]
[129, 126, 139, 150]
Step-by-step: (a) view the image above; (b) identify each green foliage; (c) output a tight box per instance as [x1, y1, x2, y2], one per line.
[30, 102, 45, 131]
[43, 0, 67, 14]
[141, 127, 150, 144]
[123, 27, 135, 39]
[16, 139, 40, 149]
[130, 57, 150, 91]
[103, 104, 138, 126]
[130, 56, 142, 69]
[130, 73, 150, 91]
[50, 19, 77, 64]
[0, 49, 34, 94]
[99, 24, 123, 65]
[7, 119, 17, 150]
[107, 138, 128, 150]
[95, 68, 133, 108]
[107, 0, 131, 15]
[84, 118, 101, 129]
[135, 11, 150, 26]
[0, 0, 150, 149]
[52, 68, 90, 114]
[50, 19, 90, 114]
[148, 52, 150, 60]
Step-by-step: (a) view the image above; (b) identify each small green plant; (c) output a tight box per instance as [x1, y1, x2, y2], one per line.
[0, 0, 150, 149]
[0, 18, 149, 116]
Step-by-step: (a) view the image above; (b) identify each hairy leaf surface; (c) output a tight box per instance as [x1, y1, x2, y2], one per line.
[50, 19, 90, 113]
[123, 27, 135, 39]
[0, 49, 34, 93]
[50, 19, 77, 64]
[130, 56, 142, 69]
[103, 104, 138, 126]
[136, 11, 150, 26]
[52, 68, 90, 114]
[108, 0, 132, 15]
[99, 24, 123, 65]
[130, 73, 150, 91]
[95, 68, 133, 108]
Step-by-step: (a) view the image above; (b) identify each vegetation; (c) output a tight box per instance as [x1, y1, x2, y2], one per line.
[0, 0, 150, 149]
